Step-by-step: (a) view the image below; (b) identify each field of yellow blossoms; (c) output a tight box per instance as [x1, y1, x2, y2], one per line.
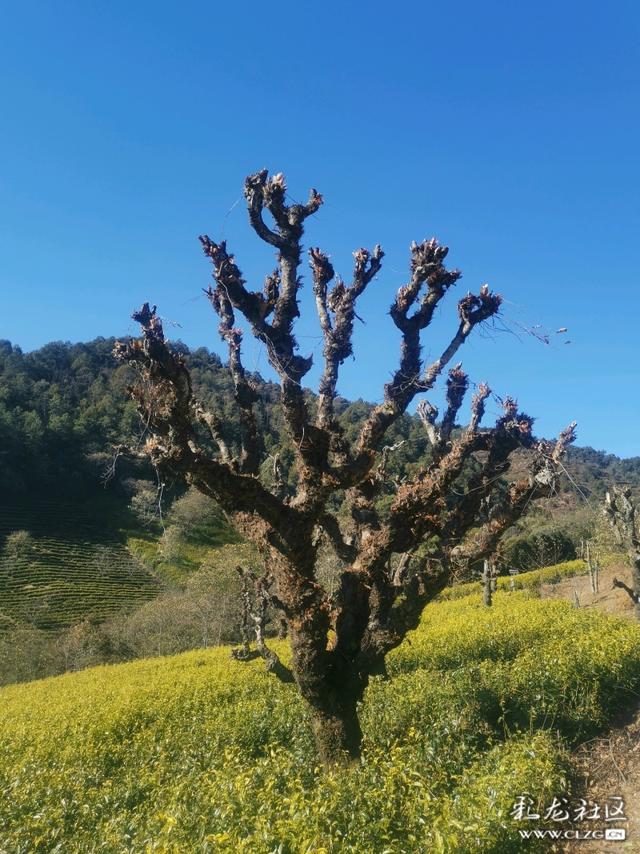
[2, 561, 639, 852]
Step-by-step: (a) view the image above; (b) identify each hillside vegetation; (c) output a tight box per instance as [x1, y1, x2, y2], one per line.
[0, 497, 160, 631]
[1, 337, 638, 662]
[2, 337, 640, 500]
[0, 487, 245, 635]
[1, 336, 639, 645]
[2, 585, 640, 853]
[437, 556, 618, 601]
[0, 489, 257, 685]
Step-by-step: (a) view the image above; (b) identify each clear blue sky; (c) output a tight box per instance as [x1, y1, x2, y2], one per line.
[1, 1, 638, 456]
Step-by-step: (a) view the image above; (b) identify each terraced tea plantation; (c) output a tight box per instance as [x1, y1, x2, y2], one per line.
[0, 498, 161, 631]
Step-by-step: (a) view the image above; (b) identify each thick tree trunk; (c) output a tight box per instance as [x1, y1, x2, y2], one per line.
[288, 621, 366, 765]
[309, 696, 363, 765]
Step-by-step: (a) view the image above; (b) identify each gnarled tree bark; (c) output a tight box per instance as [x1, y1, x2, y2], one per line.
[605, 487, 640, 618]
[115, 169, 575, 765]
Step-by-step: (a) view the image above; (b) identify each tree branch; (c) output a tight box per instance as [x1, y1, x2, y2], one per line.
[205, 284, 262, 473]
[310, 245, 383, 430]
[340, 244, 501, 487]
[115, 304, 293, 539]
[200, 171, 333, 513]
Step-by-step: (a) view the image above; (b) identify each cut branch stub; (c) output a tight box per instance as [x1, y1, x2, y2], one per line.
[441, 364, 469, 442]
[469, 383, 491, 433]
[391, 238, 461, 333]
[458, 284, 503, 331]
[417, 399, 440, 446]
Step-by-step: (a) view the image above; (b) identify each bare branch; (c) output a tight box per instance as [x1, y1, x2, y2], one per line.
[348, 256, 501, 487]
[440, 364, 468, 444]
[115, 304, 291, 538]
[604, 487, 640, 553]
[310, 245, 383, 430]
[422, 285, 502, 389]
[269, 452, 287, 499]
[417, 364, 470, 459]
[244, 169, 286, 249]
[417, 399, 440, 445]
[205, 284, 262, 473]
[199, 237, 270, 324]
[377, 440, 405, 483]
[200, 172, 331, 511]
[468, 382, 491, 434]
[343, 409, 574, 660]
[194, 404, 232, 463]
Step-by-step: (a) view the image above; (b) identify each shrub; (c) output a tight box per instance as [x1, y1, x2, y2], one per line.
[167, 488, 238, 547]
[500, 526, 576, 572]
[389, 591, 640, 742]
[3, 529, 34, 560]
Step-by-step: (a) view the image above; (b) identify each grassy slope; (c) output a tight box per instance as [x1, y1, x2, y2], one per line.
[125, 523, 244, 587]
[2, 586, 640, 853]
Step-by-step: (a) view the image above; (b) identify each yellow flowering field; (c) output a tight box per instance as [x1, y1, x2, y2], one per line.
[437, 555, 621, 601]
[2, 589, 640, 852]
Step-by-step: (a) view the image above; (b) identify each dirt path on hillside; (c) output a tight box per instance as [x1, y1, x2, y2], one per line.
[563, 709, 640, 852]
[540, 564, 640, 852]
[539, 563, 638, 620]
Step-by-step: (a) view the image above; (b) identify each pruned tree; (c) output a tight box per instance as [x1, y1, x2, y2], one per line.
[604, 486, 640, 616]
[115, 169, 575, 765]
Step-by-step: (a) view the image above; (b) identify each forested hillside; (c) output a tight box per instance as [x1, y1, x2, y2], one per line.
[0, 496, 160, 631]
[2, 337, 639, 499]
